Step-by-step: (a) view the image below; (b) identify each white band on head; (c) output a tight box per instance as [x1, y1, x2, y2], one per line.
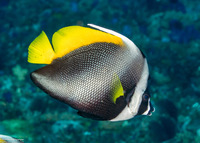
[111, 59, 149, 121]
[142, 99, 151, 115]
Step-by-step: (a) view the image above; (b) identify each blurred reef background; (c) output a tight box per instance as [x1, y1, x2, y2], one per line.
[0, 0, 200, 142]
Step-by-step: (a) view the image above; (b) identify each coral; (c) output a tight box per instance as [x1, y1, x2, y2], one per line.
[169, 19, 200, 43]
[52, 120, 83, 134]
[12, 65, 28, 81]
[0, 0, 10, 8]
[0, 77, 13, 90]
[2, 91, 12, 103]
[152, 68, 171, 85]
[2, 119, 33, 139]
[147, 10, 200, 41]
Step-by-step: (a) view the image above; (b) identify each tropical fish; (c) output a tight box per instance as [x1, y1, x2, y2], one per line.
[28, 24, 154, 121]
[0, 135, 23, 143]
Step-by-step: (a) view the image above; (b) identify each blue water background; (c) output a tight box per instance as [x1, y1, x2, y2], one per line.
[0, 0, 199, 142]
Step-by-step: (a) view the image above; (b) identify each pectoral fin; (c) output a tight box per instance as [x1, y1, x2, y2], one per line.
[111, 73, 124, 104]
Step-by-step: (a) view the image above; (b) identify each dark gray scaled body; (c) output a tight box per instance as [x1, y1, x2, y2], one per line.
[31, 42, 145, 120]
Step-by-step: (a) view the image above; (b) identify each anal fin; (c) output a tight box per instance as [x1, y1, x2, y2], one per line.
[77, 111, 106, 120]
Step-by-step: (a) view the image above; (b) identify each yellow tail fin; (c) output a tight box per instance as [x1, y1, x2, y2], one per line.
[28, 31, 56, 64]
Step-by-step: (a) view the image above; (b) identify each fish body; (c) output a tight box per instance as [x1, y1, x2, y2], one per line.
[0, 135, 23, 143]
[28, 24, 154, 121]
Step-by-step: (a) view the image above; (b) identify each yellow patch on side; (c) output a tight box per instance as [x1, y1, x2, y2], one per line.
[28, 31, 56, 64]
[52, 26, 124, 58]
[111, 73, 124, 104]
[0, 138, 6, 143]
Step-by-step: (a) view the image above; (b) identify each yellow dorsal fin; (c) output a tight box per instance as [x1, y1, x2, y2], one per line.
[111, 73, 124, 104]
[52, 26, 123, 58]
[28, 31, 56, 64]
[28, 26, 123, 64]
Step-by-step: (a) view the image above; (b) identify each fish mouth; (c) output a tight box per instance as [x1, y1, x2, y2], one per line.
[147, 102, 155, 116]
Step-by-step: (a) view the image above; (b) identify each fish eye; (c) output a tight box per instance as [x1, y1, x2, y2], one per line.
[142, 93, 149, 101]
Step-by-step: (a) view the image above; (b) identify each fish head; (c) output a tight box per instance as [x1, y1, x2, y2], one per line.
[137, 91, 155, 116]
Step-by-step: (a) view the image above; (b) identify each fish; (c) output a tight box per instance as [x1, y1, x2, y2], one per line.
[0, 135, 23, 143]
[28, 24, 154, 121]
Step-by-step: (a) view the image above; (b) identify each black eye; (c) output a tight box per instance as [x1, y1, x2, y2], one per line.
[143, 94, 149, 101]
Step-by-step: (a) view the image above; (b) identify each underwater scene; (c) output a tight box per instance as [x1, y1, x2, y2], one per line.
[0, 0, 200, 142]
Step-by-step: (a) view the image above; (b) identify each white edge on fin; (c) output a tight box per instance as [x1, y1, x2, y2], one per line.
[87, 24, 139, 54]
